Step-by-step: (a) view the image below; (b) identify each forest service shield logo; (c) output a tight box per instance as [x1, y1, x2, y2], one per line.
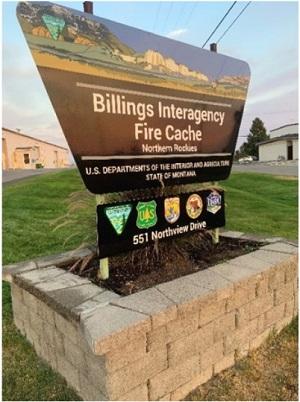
[136, 200, 157, 229]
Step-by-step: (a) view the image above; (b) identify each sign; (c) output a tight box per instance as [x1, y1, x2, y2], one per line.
[17, 2, 250, 194]
[97, 189, 225, 258]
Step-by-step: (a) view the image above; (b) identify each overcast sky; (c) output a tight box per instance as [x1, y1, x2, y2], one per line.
[3, 1, 298, 150]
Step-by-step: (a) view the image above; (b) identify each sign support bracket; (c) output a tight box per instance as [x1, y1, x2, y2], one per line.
[211, 181, 220, 245]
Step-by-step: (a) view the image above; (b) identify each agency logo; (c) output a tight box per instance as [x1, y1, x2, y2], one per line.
[164, 197, 180, 224]
[105, 204, 132, 235]
[136, 200, 157, 229]
[207, 191, 222, 214]
[42, 14, 65, 40]
[186, 194, 203, 219]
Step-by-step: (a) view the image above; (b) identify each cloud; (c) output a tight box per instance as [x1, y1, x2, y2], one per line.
[166, 28, 187, 39]
[247, 82, 297, 105]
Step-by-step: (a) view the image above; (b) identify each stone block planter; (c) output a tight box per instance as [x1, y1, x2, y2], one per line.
[8, 233, 298, 401]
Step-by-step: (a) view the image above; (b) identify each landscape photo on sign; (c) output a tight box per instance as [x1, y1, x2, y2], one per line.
[17, 1, 250, 194]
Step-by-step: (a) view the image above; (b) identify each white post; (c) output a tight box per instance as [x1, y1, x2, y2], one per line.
[95, 195, 109, 280]
[98, 257, 109, 280]
[211, 181, 220, 245]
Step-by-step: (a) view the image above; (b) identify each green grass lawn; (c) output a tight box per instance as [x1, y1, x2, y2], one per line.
[186, 317, 298, 401]
[3, 169, 298, 265]
[2, 169, 298, 400]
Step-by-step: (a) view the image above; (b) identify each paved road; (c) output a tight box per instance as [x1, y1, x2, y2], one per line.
[2, 168, 68, 185]
[232, 162, 298, 177]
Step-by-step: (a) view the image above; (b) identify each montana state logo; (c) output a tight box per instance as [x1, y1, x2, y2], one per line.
[207, 191, 222, 214]
[164, 197, 180, 224]
[186, 194, 203, 219]
[136, 200, 157, 229]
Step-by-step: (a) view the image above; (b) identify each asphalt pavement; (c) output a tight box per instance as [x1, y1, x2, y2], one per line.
[2, 168, 69, 185]
[232, 161, 298, 177]
[2, 161, 298, 187]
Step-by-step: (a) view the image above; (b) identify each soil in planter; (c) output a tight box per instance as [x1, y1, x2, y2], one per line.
[59, 232, 262, 296]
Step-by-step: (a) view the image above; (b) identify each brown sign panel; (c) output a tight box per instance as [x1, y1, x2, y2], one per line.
[17, 2, 250, 194]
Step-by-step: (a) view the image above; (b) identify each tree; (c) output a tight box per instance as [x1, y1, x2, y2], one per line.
[239, 118, 269, 158]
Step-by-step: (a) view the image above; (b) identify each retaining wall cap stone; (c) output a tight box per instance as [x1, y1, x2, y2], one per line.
[210, 261, 261, 283]
[241, 234, 268, 242]
[13, 266, 66, 286]
[112, 287, 177, 320]
[261, 242, 298, 254]
[155, 275, 213, 305]
[45, 283, 105, 321]
[3, 260, 37, 282]
[81, 304, 151, 355]
[182, 268, 233, 291]
[251, 249, 296, 265]
[73, 290, 121, 319]
[35, 272, 90, 293]
[219, 231, 244, 239]
[227, 252, 273, 274]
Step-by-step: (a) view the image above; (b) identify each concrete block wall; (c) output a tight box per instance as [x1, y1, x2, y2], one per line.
[10, 238, 298, 401]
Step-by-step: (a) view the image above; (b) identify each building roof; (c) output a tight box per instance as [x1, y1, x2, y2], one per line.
[270, 123, 298, 132]
[2, 127, 68, 151]
[258, 133, 298, 146]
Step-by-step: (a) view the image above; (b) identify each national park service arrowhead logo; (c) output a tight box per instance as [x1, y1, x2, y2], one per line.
[42, 14, 65, 40]
[207, 190, 222, 214]
[105, 204, 132, 235]
[136, 200, 157, 229]
[164, 197, 180, 224]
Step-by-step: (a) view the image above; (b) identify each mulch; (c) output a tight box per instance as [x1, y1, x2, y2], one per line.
[60, 232, 261, 296]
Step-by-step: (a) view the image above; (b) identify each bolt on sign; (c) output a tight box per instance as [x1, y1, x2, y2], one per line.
[17, 1, 250, 195]
[97, 189, 225, 258]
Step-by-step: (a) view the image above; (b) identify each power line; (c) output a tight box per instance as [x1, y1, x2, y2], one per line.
[173, 2, 189, 31]
[152, 2, 162, 32]
[182, 2, 199, 29]
[202, 1, 237, 48]
[161, 2, 174, 33]
[217, 2, 251, 44]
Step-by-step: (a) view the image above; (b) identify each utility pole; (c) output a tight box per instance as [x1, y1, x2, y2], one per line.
[210, 43, 217, 52]
[82, 1, 109, 279]
[83, 1, 93, 14]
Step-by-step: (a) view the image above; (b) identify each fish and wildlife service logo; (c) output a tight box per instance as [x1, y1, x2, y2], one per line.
[42, 14, 65, 40]
[164, 197, 180, 224]
[186, 194, 203, 219]
[136, 200, 157, 229]
[207, 190, 222, 214]
[105, 204, 132, 235]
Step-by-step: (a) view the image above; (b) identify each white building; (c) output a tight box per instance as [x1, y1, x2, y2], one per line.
[2, 127, 69, 170]
[258, 123, 298, 162]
